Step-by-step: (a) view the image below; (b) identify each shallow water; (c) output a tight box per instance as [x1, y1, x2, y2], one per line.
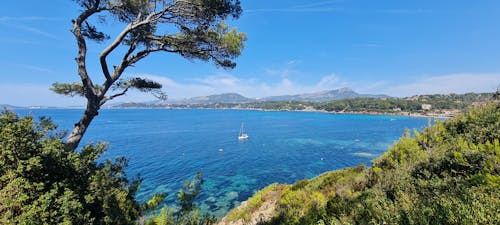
[16, 109, 429, 217]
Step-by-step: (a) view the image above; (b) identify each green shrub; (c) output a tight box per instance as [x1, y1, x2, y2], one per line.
[226, 183, 280, 222]
[0, 110, 215, 225]
[0, 110, 140, 224]
[245, 103, 500, 225]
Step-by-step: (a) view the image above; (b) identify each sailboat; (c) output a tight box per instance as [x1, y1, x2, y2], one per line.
[238, 123, 249, 140]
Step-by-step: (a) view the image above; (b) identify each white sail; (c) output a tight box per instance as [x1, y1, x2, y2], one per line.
[238, 122, 249, 140]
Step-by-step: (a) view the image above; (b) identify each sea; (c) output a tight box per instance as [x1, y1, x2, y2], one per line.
[15, 109, 431, 217]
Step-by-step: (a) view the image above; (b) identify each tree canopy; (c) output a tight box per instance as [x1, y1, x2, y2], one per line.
[51, 0, 246, 150]
[0, 110, 141, 224]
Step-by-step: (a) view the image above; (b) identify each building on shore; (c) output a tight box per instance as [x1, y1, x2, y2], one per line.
[422, 104, 432, 110]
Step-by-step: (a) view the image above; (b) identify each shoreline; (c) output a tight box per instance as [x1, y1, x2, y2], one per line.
[157, 107, 455, 119]
[18, 106, 455, 119]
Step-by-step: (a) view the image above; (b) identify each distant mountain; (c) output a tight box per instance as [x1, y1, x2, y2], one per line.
[1, 104, 86, 109]
[111, 88, 391, 108]
[262, 88, 390, 102]
[0, 104, 23, 109]
[171, 93, 256, 104]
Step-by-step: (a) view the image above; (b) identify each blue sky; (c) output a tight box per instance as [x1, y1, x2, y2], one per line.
[1, 0, 499, 106]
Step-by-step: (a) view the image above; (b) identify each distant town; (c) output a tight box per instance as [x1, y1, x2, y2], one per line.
[3, 88, 495, 119]
[104, 89, 495, 118]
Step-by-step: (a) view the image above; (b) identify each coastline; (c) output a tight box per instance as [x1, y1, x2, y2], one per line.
[158, 106, 454, 119]
[16, 106, 455, 119]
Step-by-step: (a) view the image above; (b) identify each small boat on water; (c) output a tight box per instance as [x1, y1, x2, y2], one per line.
[238, 123, 249, 140]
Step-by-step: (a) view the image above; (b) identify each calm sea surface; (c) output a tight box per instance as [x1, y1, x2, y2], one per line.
[16, 109, 430, 217]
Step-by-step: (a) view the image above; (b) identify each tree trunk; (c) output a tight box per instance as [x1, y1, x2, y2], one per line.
[65, 99, 100, 150]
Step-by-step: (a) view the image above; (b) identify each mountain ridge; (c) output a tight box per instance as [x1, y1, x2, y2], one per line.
[143, 88, 391, 106]
[261, 87, 390, 102]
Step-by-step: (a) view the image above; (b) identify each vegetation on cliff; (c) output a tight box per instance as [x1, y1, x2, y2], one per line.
[2, 102, 498, 224]
[116, 92, 494, 116]
[224, 102, 500, 225]
[315, 93, 493, 113]
[0, 110, 213, 224]
[0, 110, 142, 224]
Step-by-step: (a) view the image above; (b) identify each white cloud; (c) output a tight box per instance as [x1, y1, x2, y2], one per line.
[0, 16, 61, 22]
[375, 9, 432, 15]
[2, 23, 58, 40]
[0, 38, 41, 45]
[0, 18, 60, 40]
[291, 0, 347, 9]
[128, 73, 343, 101]
[317, 74, 340, 89]
[352, 43, 382, 48]
[0, 84, 85, 107]
[3, 73, 497, 107]
[264, 68, 297, 78]
[14, 63, 54, 73]
[383, 73, 500, 97]
[245, 2, 429, 15]
[353, 81, 388, 94]
[286, 60, 301, 66]
[246, 7, 344, 13]
[193, 73, 240, 86]
[264, 60, 301, 78]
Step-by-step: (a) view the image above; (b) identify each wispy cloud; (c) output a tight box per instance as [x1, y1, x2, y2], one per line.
[0, 38, 41, 45]
[246, 1, 345, 14]
[0, 16, 61, 22]
[245, 1, 431, 15]
[113, 73, 500, 102]
[352, 42, 382, 48]
[4, 73, 497, 106]
[192, 74, 245, 87]
[317, 74, 340, 89]
[13, 63, 54, 73]
[264, 60, 301, 78]
[131, 73, 344, 101]
[383, 73, 500, 97]
[246, 7, 344, 13]
[291, 0, 347, 9]
[0, 16, 60, 40]
[286, 60, 301, 66]
[3, 23, 59, 40]
[0, 83, 85, 107]
[354, 81, 388, 94]
[264, 68, 299, 78]
[352, 43, 382, 48]
[375, 9, 432, 15]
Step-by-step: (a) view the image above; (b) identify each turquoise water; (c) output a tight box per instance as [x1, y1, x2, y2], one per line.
[16, 109, 429, 217]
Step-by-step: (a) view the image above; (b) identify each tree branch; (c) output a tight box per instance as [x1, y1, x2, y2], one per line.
[65, 0, 244, 150]
[99, 22, 135, 82]
[72, 0, 106, 99]
[98, 7, 172, 98]
[99, 6, 172, 79]
[100, 87, 129, 106]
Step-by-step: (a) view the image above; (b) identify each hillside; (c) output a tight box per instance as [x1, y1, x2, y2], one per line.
[0, 104, 21, 109]
[187, 93, 255, 104]
[110, 93, 493, 118]
[219, 103, 500, 225]
[262, 88, 390, 102]
[315, 93, 491, 112]
[110, 88, 391, 107]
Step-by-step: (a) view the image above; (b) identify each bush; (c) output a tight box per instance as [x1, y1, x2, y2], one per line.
[0, 110, 141, 224]
[247, 103, 500, 225]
